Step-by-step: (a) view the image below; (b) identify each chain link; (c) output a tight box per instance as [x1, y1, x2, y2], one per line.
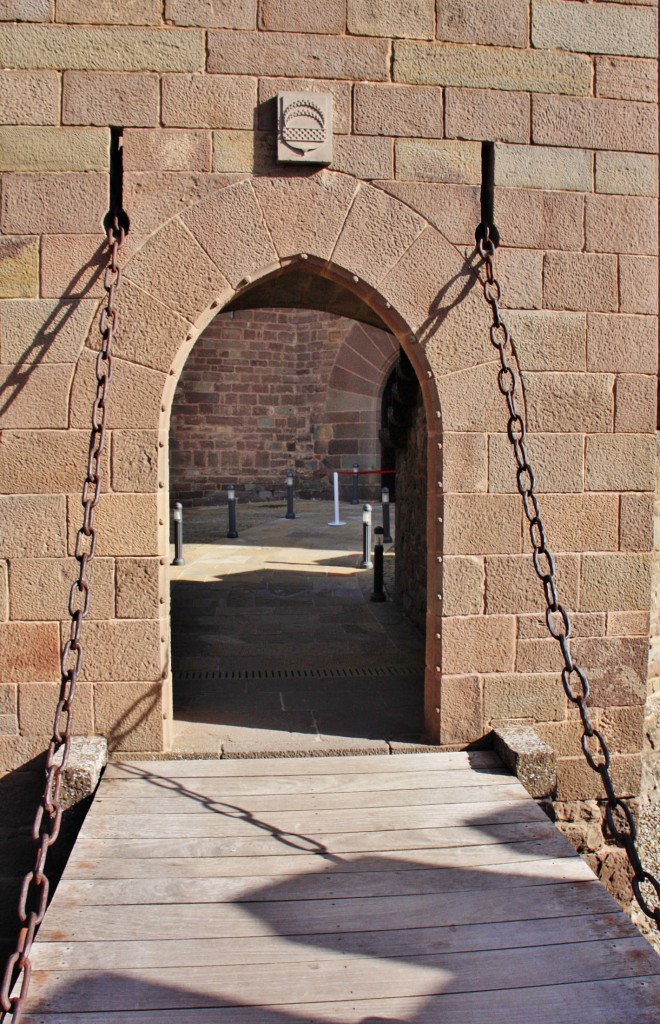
[0, 218, 124, 1023]
[477, 226, 660, 930]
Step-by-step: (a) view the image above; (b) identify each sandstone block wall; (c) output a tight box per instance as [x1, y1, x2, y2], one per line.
[0, 0, 657, 889]
[170, 308, 398, 504]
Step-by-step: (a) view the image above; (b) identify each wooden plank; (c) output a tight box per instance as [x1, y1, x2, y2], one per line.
[25, 937, 660, 1013]
[50, 856, 594, 910]
[91, 782, 527, 817]
[37, 880, 617, 943]
[67, 819, 565, 861]
[103, 750, 502, 779]
[63, 834, 578, 879]
[99, 765, 511, 797]
[29, 911, 638, 973]
[21, 976, 660, 1024]
[76, 798, 547, 840]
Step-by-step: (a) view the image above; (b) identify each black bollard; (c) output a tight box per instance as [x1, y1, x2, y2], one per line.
[381, 486, 392, 543]
[360, 503, 373, 569]
[285, 469, 295, 519]
[226, 484, 238, 539]
[351, 462, 359, 505]
[172, 502, 185, 566]
[371, 527, 386, 602]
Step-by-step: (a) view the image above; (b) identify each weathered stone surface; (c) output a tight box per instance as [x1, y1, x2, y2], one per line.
[123, 128, 212, 172]
[524, 372, 614, 433]
[533, 95, 657, 153]
[331, 135, 393, 180]
[253, 172, 357, 261]
[261, 0, 344, 33]
[125, 218, 230, 321]
[494, 247, 543, 309]
[595, 152, 657, 197]
[0, 236, 39, 298]
[619, 255, 657, 315]
[442, 556, 484, 616]
[181, 180, 278, 289]
[93, 681, 163, 751]
[601, 706, 644, 756]
[516, 638, 565, 673]
[436, 363, 509, 433]
[0, 562, 7, 622]
[573, 634, 642, 708]
[208, 29, 389, 81]
[587, 314, 657, 374]
[0, 24, 204, 71]
[347, 0, 434, 39]
[396, 138, 481, 184]
[1, 172, 107, 234]
[332, 186, 425, 287]
[0, 126, 109, 171]
[585, 194, 657, 256]
[162, 73, 256, 128]
[115, 557, 163, 619]
[445, 88, 529, 144]
[0, 622, 60, 682]
[485, 554, 579, 614]
[0, 68, 59, 124]
[581, 554, 652, 613]
[40, 231, 147, 299]
[544, 252, 618, 312]
[0, 1, 52, 23]
[0, 683, 15, 714]
[484, 673, 566, 722]
[70, 350, 166, 430]
[556, 754, 641, 801]
[442, 614, 515, 674]
[495, 143, 591, 191]
[19, 682, 94, 738]
[443, 432, 487, 493]
[166, 0, 255, 28]
[57, 735, 107, 810]
[0, 363, 73, 428]
[62, 70, 159, 127]
[533, 0, 657, 58]
[79, 619, 162, 682]
[0, 297, 95, 363]
[438, 0, 529, 48]
[595, 55, 657, 102]
[67, 493, 159, 557]
[586, 434, 655, 492]
[518, 611, 604, 641]
[58, 1, 162, 24]
[492, 723, 557, 798]
[528, 494, 619, 554]
[9, 556, 114, 621]
[488, 433, 584, 494]
[0, 495, 66, 557]
[111, 430, 160, 492]
[257, 77, 351, 134]
[619, 492, 653, 552]
[211, 128, 272, 174]
[354, 83, 443, 138]
[606, 612, 650, 638]
[444, 493, 521, 555]
[394, 40, 591, 95]
[123, 171, 241, 235]
[0, 429, 109, 494]
[439, 675, 483, 744]
[93, 279, 190, 373]
[498, 189, 584, 251]
[379, 180, 479, 245]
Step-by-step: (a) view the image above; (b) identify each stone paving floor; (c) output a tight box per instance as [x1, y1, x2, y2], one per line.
[169, 500, 425, 757]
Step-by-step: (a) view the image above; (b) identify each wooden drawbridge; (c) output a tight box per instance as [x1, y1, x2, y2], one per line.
[19, 751, 660, 1023]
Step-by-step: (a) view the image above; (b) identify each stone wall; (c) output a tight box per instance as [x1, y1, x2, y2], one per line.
[169, 307, 398, 504]
[395, 392, 428, 634]
[0, 0, 656, 861]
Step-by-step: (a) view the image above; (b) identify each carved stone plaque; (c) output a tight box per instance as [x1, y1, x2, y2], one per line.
[277, 92, 332, 165]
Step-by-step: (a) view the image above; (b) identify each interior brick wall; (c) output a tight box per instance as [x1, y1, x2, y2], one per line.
[169, 307, 399, 505]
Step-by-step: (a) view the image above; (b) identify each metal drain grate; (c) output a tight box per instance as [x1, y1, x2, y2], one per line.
[172, 665, 420, 682]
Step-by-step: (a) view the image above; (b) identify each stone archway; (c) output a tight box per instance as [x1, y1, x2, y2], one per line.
[69, 171, 496, 750]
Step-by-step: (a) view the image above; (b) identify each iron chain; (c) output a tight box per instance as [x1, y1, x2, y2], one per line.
[0, 218, 125, 1023]
[477, 227, 660, 930]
